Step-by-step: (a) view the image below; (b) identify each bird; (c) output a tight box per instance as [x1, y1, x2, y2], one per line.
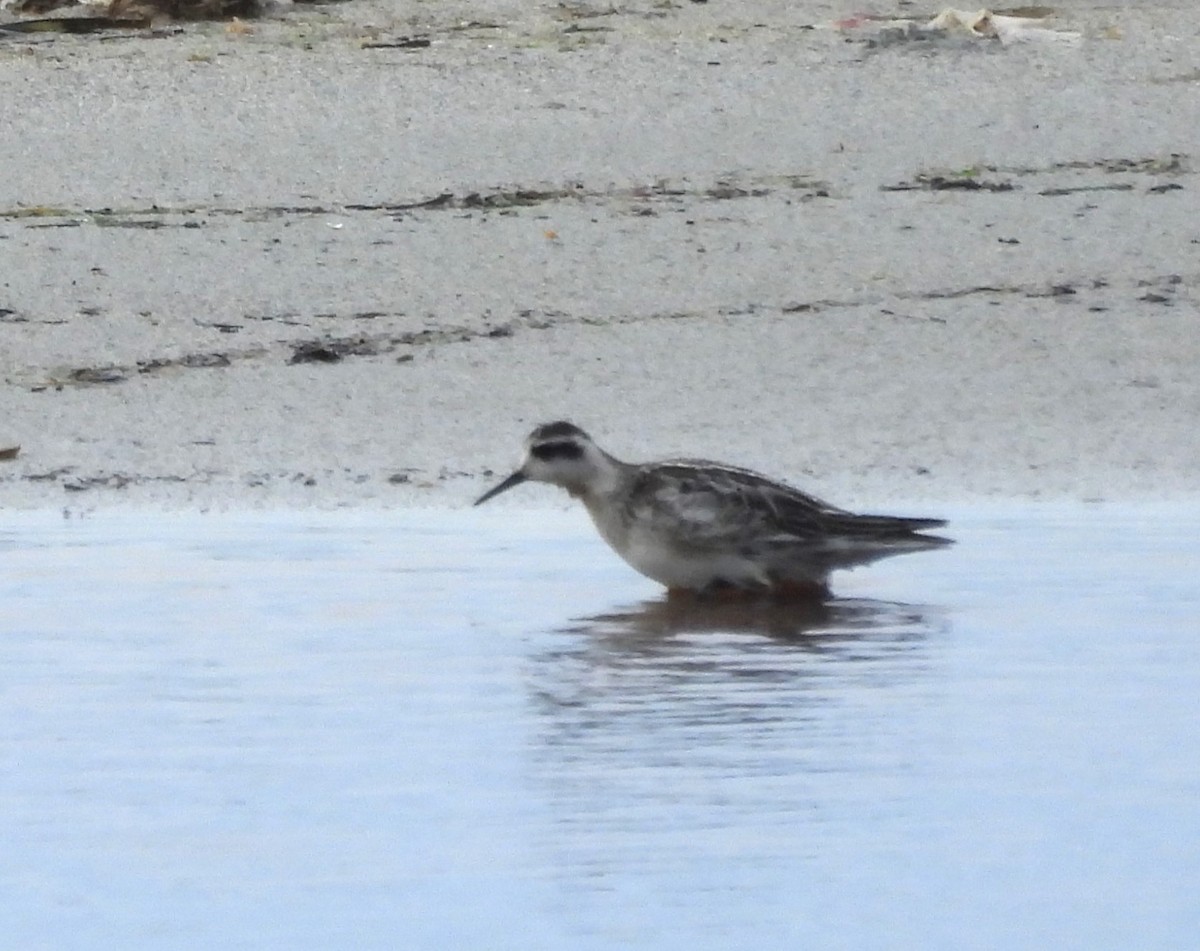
[475, 421, 951, 600]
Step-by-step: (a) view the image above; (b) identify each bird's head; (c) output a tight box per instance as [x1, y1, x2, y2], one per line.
[474, 421, 613, 504]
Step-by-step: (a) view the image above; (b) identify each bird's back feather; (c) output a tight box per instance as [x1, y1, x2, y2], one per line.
[621, 461, 949, 564]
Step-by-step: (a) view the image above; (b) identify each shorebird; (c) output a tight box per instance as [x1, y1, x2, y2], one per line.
[475, 421, 950, 599]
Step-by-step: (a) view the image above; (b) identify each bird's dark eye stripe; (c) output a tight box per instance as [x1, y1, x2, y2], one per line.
[531, 440, 583, 461]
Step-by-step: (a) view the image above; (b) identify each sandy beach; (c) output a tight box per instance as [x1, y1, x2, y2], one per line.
[2, 0, 1198, 509]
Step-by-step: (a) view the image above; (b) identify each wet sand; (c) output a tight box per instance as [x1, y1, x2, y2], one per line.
[1, 0, 1198, 509]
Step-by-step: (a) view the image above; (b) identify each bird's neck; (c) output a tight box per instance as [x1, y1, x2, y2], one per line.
[569, 452, 627, 502]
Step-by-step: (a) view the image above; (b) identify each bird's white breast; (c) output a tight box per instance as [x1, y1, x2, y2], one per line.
[582, 496, 764, 590]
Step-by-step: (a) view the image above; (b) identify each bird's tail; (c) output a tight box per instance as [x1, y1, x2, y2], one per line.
[830, 512, 949, 538]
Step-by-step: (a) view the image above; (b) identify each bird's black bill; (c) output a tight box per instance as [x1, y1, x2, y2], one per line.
[474, 470, 528, 506]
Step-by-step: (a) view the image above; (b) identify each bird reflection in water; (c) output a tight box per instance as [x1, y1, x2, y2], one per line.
[524, 592, 947, 898]
[527, 593, 946, 742]
[565, 593, 937, 654]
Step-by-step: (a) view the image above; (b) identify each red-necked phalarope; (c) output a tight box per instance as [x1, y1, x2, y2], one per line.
[475, 421, 951, 599]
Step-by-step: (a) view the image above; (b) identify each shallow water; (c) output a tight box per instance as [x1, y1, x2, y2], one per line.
[1, 505, 1198, 949]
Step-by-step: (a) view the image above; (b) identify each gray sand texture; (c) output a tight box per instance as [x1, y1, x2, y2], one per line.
[1, 0, 1198, 508]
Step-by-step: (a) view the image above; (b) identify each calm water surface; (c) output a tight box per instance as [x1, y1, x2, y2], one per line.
[1, 505, 1197, 949]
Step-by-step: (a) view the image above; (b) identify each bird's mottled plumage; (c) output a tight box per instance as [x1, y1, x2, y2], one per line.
[475, 421, 950, 598]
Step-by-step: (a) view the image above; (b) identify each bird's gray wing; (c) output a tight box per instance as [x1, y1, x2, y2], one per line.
[625, 461, 947, 551]
[622, 462, 845, 553]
